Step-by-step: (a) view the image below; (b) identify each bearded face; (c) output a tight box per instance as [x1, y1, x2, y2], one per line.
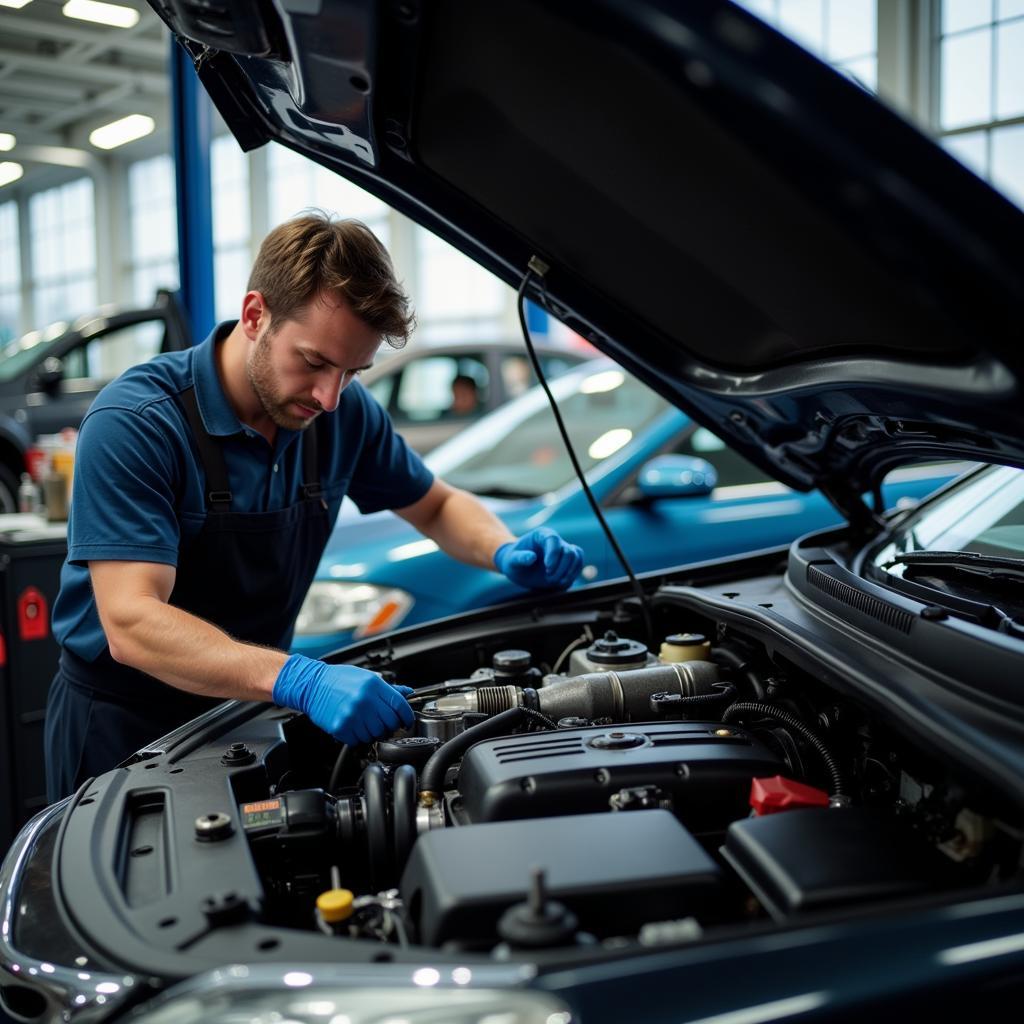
[245, 325, 323, 431]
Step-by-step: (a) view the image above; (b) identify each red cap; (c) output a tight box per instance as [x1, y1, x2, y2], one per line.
[750, 775, 829, 816]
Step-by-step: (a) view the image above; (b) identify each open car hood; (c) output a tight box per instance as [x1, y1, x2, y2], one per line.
[150, 0, 1024, 524]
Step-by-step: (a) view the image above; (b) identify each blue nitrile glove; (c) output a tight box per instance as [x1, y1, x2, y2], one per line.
[493, 527, 584, 591]
[272, 654, 415, 746]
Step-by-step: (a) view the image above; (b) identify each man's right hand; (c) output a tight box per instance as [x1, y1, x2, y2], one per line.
[272, 654, 414, 745]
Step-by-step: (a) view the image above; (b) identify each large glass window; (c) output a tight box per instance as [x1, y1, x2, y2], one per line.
[938, 1, 1024, 207]
[212, 134, 251, 322]
[267, 143, 389, 245]
[736, 0, 877, 89]
[0, 201, 19, 345]
[129, 155, 179, 305]
[29, 177, 96, 327]
[415, 231, 508, 343]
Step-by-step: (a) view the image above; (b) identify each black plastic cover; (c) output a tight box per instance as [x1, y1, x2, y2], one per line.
[722, 807, 950, 920]
[401, 810, 720, 946]
[458, 721, 783, 832]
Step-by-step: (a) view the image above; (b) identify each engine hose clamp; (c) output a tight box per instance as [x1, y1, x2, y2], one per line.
[608, 671, 625, 718]
[670, 663, 691, 695]
[416, 800, 445, 833]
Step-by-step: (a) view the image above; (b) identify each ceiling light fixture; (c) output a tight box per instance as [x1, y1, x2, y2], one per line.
[62, 0, 140, 28]
[0, 134, 15, 152]
[89, 114, 155, 150]
[0, 0, 35, 10]
[0, 163, 24, 188]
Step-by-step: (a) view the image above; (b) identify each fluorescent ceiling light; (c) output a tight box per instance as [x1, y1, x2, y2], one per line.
[89, 114, 154, 150]
[0, 1, 34, 9]
[0, 134, 15, 152]
[0, 163, 24, 188]
[62, 0, 139, 28]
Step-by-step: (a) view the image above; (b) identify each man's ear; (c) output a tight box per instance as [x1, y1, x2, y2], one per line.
[239, 291, 270, 340]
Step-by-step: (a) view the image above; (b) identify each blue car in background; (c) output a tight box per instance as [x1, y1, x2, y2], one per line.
[292, 360, 961, 656]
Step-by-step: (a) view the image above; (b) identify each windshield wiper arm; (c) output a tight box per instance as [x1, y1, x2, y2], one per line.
[885, 550, 1024, 585]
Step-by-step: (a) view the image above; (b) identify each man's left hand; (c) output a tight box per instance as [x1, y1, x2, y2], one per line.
[494, 527, 584, 591]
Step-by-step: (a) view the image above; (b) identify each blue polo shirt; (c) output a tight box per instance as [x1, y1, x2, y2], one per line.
[52, 321, 434, 661]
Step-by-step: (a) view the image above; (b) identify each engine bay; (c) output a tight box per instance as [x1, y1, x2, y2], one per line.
[227, 587, 1024, 959]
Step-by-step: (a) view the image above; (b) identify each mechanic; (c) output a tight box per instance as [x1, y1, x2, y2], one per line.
[44, 213, 584, 801]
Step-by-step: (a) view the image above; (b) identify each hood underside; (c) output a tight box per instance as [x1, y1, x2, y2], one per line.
[150, 0, 1024, 520]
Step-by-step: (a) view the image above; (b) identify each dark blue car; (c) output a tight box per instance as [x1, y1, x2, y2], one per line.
[292, 360, 960, 656]
[4, 2, 1024, 1022]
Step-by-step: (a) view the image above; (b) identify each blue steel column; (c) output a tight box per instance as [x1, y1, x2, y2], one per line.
[171, 40, 215, 342]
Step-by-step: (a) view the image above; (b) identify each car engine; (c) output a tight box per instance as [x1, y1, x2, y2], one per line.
[231, 597, 1021, 957]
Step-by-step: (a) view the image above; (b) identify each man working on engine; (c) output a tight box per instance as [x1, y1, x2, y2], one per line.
[44, 213, 583, 800]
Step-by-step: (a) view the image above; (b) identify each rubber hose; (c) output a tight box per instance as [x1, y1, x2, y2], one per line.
[713, 646, 768, 700]
[327, 744, 351, 794]
[392, 764, 418, 874]
[723, 701, 845, 797]
[419, 706, 531, 798]
[363, 763, 393, 889]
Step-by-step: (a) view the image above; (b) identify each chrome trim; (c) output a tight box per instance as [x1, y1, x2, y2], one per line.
[128, 963, 561, 1024]
[0, 802, 140, 1023]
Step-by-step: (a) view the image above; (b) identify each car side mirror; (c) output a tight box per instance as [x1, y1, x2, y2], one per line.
[635, 455, 717, 499]
[35, 356, 65, 392]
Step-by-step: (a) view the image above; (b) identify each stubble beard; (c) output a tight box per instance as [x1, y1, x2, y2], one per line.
[246, 329, 319, 431]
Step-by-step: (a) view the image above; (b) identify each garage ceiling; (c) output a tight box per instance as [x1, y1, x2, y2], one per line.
[0, 0, 172, 190]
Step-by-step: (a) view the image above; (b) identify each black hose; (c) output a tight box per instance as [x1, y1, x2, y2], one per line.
[327, 744, 351, 794]
[713, 646, 768, 700]
[419, 706, 533, 797]
[723, 702, 845, 797]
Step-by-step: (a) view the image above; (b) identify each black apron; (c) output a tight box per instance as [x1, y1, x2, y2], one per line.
[45, 387, 331, 801]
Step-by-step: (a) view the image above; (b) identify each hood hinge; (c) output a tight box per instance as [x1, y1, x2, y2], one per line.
[820, 480, 887, 538]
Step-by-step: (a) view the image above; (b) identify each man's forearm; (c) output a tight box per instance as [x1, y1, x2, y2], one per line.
[105, 595, 287, 702]
[411, 487, 514, 570]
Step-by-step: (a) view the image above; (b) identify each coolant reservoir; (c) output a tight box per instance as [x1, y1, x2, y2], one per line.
[659, 632, 712, 663]
[569, 631, 653, 676]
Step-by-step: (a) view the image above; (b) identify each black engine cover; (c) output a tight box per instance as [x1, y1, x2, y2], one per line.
[457, 721, 784, 832]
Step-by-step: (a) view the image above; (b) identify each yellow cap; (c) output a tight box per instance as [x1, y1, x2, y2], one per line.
[316, 888, 355, 923]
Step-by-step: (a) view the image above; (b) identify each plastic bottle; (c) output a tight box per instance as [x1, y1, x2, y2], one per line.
[18, 472, 38, 514]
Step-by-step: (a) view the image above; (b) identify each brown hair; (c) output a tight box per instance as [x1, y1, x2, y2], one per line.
[248, 211, 414, 347]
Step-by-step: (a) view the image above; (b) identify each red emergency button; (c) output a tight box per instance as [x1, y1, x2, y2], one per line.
[18, 586, 50, 641]
[750, 775, 829, 816]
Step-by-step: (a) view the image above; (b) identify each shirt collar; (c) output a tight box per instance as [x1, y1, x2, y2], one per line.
[191, 320, 247, 437]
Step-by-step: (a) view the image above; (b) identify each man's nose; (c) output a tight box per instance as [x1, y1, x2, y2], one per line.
[311, 372, 347, 413]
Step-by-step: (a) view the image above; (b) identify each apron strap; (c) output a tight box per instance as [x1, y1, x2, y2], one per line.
[179, 386, 233, 513]
[301, 417, 323, 500]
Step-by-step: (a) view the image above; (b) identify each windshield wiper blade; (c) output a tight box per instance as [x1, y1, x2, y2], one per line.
[885, 550, 1024, 585]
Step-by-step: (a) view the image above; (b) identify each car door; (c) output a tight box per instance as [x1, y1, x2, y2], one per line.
[26, 314, 169, 437]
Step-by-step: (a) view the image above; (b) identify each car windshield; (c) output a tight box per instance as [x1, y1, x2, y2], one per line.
[425, 362, 672, 498]
[0, 324, 67, 382]
[872, 465, 1024, 627]
[875, 465, 1024, 564]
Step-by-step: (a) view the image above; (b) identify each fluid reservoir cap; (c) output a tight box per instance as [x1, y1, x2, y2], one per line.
[588, 730, 648, 750]
[493, 649, 531, 674]
[660, 633, 712, 663]
[666, 632, 706, 646]
[586, 631, 648, 666]
[317, 888, 355, 923]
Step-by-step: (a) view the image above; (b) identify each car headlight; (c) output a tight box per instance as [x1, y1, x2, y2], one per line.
[294, 582, 414, 637]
